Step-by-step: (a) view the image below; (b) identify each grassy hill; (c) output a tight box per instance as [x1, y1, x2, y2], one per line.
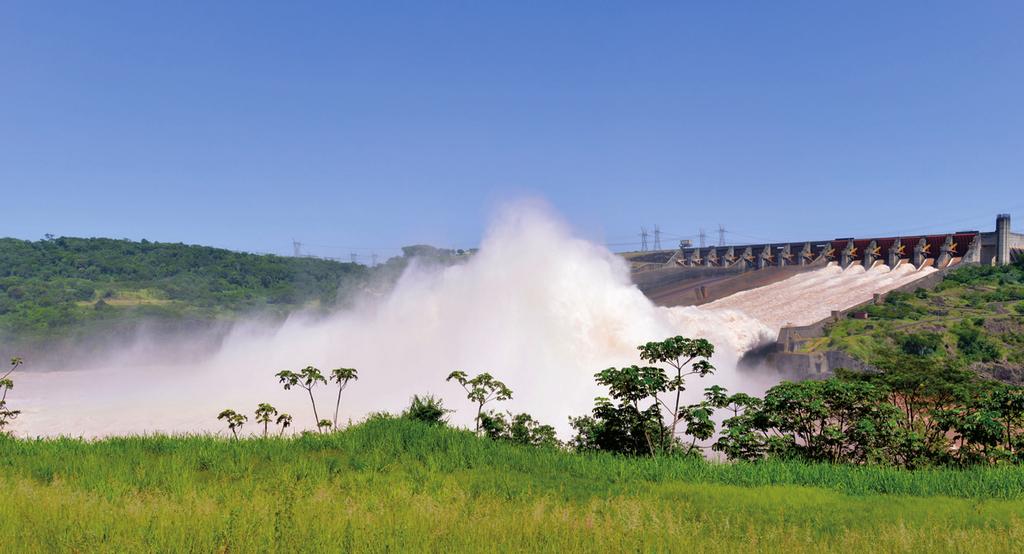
[808, 261, 1024, 381]
[3, 417, 1023, 552]
[0, 236, 372, 344]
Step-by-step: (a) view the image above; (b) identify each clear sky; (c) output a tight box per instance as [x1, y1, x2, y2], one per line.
[2, 2, 1022, 259]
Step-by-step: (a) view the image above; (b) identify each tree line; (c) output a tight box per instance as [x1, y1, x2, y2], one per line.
[203, 333, 1024, 469]
[6, 331, 1024, 469]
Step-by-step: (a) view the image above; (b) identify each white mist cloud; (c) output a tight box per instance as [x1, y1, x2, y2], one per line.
[11, 201, 774, 438]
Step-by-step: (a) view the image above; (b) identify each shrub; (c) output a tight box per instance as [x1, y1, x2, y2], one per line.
[401, 395, 451, 426]
[480, 411, 559, 448]
[898, 332, 944, 357]
[952, 322, 1003, 363]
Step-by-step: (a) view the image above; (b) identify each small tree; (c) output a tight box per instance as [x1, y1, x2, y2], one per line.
[254, 403, 278, 438]
[638, 337, 714, 449]
[447, 371, 513, 433]
[0, 357, 24, 434]
[590, 365, 671, 455]
[277, 366, 327, 432]
[329, 367, 358, 430]
[217, 409, 247, 439]
[276, 413, 293, 436]
[317, 419, 333, 433]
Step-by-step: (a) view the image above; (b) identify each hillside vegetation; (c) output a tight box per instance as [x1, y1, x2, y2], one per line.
[3, 417, 1024, 553]
[812, 261, 1024, 381]
[0, 236, 377, 343]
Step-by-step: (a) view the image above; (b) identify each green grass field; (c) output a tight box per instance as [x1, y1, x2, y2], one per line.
[3, 418, 1024, 553]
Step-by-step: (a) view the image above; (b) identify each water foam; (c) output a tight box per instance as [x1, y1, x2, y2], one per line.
[704, 262, 938, 333]
[11, 204, 773, 438]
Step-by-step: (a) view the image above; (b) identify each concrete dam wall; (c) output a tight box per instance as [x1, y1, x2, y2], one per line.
[632, 213, 1024, 379]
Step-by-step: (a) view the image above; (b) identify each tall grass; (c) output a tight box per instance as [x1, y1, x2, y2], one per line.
[3, 418, 1024, 552]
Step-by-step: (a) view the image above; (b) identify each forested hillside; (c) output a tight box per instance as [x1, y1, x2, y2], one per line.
[0, 236, 369, 342]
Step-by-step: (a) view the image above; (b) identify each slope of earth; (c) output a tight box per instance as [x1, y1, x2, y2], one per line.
[807, 262, 1024, 382]
[3, 417, 1024, 553]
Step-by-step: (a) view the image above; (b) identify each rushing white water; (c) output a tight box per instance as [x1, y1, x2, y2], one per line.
[704, 262, 938, 333]
[8, 204, 944, 439]
[10, 203, 774, 438]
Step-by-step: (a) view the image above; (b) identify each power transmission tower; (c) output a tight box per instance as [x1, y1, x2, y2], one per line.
[653, 225, 662, 250]
[371, 253, 378, 267]
[292, 239, 302, 257]
[639, 227, 649, 252]
[698, 228, 707, 248]
[350, 253, 357, 264]
[718, 224, 726, 247]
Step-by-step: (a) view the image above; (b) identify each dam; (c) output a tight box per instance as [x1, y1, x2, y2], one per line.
[634, 213, 1023, 308]
[632, 214, 1024, 378]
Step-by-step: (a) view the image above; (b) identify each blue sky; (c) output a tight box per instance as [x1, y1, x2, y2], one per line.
[2, 2, 1022, 259]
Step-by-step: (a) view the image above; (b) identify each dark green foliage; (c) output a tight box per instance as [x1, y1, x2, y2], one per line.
[479, 411, 559, 448]
[401, 394, 451, 425]
[217, 409, 247, 439]
[277, 366, 328, 432]
[254, 403, 278, 438]
[898, 331, 944, 356]
[569, 397, 668, 456]
[0, 357, 23, 433]
[952, 320, 1003, 362]
[864, 291, 928, 320]
[0, 236, 368, 339]
[447, 371, 513, 433]
[571, 336, 717, 456]
[715, 349, 1024, 468]
[329, 367, 359, 430]
[824, 263, 1024, 371]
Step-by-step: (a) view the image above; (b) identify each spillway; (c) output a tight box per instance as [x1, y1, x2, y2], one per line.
[700, 262, 937, 334]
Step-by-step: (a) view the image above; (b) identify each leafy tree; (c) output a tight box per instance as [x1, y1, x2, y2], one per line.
[401, 394, 451, 426]
[935, 382, 1024, 465]
[637, 336, 715, 450]
[317, 419, 333, 433]
[217, 409, 247, 439]
[479, 411, 559, 448]
[277, 366, 327, 432]
[712, 392, 768, 461]
[720, 379, 904, 464]
[446, 371, 513, 433]
[254, 403, 278, 438]
[572, 336, 718, 457]
[275, 413, 293, 436]
[858, 350, 979, 466]
[589, 364, 672, 455]
[329, 367, 358, 430]
[897, 332, 944, 357]
[0, 357, 23, 434]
